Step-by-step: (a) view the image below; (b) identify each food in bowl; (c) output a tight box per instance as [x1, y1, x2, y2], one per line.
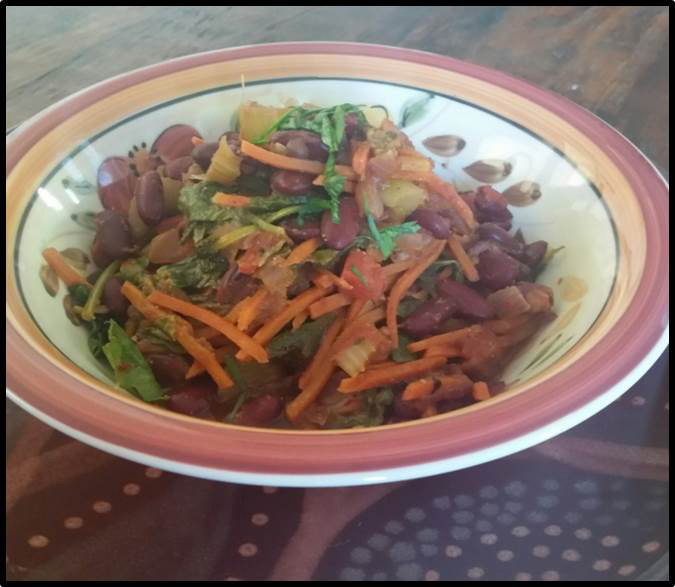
[40, 101, 561, 429]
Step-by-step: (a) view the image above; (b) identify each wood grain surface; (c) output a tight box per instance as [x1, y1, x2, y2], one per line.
[6, 6, 669, 175]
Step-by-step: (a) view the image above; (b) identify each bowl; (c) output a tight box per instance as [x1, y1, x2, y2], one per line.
[6, 42, 669, 486]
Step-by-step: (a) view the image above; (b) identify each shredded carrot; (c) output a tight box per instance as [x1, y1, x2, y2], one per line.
[298, 314, 346, 390]
[436, 374, 473, 397]
[483, 313, 531, 334]
[364, 361, 398, 371]
[237, 287, 268, 332]
[448, 235, 479, 282]
[212, 192, 252, 207]
[308, 292, 352, 319]
[402, 378, 435, 401]
[147, 290, 269, 363]
[338, 356, 446, 394]
[287, 362, 336, 422]
[120, 282, 233, 389]
[351, 141, 371, 180]
[381, 259, 416, 277]
[225, 296, 251, 323]
[472, 381, 491, 401]
[241, 140, 357, 180]
[42, 248, 91, 288]
[398, 147, 428, 159]
[282, 237, 322, 267]
[292, 309, 309, 330]
[312, 269, 354, 291]
[423, 345, 462, 358]
[194, 326, 223, 340]
[236, 286, 332, 361]
[312, 175, 356, 193]
[386, 240, 445, 348]
[186, 347, 229, 379]
[346, 298, 367, 323]
[359, 305, 386, 325]
[408, 325, 484, 353]
[191, 136, 205, 146]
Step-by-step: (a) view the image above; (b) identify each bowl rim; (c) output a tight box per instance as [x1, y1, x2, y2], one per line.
[6, 42, 669, 483]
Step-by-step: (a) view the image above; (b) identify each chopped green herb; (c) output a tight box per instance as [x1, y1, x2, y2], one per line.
[266, 313, 338, 359]
[365, 209, 420, 259]
[154, 253, 228, 291]
[351, 266, 368, 287]
[391, 334, 419, 363]
[81, 260, 120, 321]
[224, 355, 248, 420]
[326, 387, 394, 429]
[68, 283, 91, 306]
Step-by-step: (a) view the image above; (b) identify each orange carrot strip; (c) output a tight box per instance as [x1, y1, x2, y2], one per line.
[237, 287, 268, 332]
[398, 147, 428, 158]
[308, 292, 352, 320]
[287, 362, 337, 422]
[436, 374, 473, 397]
[282, 237, 322, 267]
[448, 235, 479, 282]
[312, 269, 354, 291]
[351, 141, 371, 180]
[241, 140, 357, 180]
[194, 326, 224, 340]
[212, 193, 252, 207]
[292, 309, 309, 331]
[386, 240, 445, 348]
[41, 248, 91, 288]
[402, 378, 435, 401]
[408, 325, 483, 353]
[186, 347, 229, 379]
[298, 314, 346, 390]
[423, 345, 462, 358]
[364, 361, 398, 371]
[312, 175, 356, 193]
[236, 286, 331, 360]
[147, 290, 268, 363]
[359, 306, 386, 325]
[381, 259, 416, 277]
[483, 313, 531, 334]
[121, 282, 233, 389]
[338, 356, 446, 394]
[225, 296, 251, 323]
[472, 381, 491, 401]
[191, 136, 205, 146]
[346, 298, 367, 323]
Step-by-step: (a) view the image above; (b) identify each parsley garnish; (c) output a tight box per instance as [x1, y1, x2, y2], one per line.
[365, 209, 420, 259]
[351, 266, 368, 287]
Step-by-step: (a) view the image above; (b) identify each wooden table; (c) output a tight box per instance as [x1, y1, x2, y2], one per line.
[6, 6, 669, 582]
[6, 6, 669, 177]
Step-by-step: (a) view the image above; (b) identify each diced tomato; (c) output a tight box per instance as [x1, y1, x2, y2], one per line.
[340, 250, 385, 300]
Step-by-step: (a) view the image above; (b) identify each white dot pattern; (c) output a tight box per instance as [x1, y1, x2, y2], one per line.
[467, 567, 484, 579]
[512, 526, 530, 537]
[642, 541, 660, 553]
[600, 535, 619, 547]
[144, 467, 162, 478]
[532, 545, 550, 558]
[425, 570, 440, 581]
[238, 543, 258, 557]
[63, 516, 83, 529]
[497, 549, 514, 562]
[562, 549, 581, 561]
[251, 513, 269, 526]
[445, 545, 462, 558]
[28, 535, 49, 548]
[544, 525, 562, 536]
[618, 565, 637, 576]
[92, 500, 112, 513]
[480, 533, 498, 545]
[514, 572, 532, 581]
[574, 528, 592, 540]
[541, 570, 560, 581]
[592, 559, 611, 571]
[122, 483, 140, 496]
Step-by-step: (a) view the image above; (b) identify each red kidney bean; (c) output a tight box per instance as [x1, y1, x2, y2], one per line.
[135, 170, 165, 226]
[345, 112, 366, 140]
[476, 249, 520, 290]
[281, 218, 322, 243]
[516, 260, 532, 281]
[97, 156, 137, 213]
[102, 277, 129, 321]
[167, 378, 215, 417]
[152, 124, 201, 162]
[402, 297, 457, 338]
[216, 269, 258, 305]
[320, 197, 360, 250]
[164, 155, 194, 180]
[393, 398, 424, 420]
[321, 371, 349, 396]
[236, 394, 283, 427]
[477, 222, 524, 256]
[474, 185, 513, 225]
[270, 170, 316, 195]
[92, 211, 132, 267]
[334, 139, 352, 165]
[407, 208, 452, 239]
[437, 278, 496, 319]
[147, 353, 191, 388]
[520, 240, 548, 267]
[191, 141, 219, 171]
[270, 130, 329, 162]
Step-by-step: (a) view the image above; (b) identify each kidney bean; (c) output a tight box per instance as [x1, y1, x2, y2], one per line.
[270, 130, 329, 162]
[135, 170, 165, 226]
[102, 277, 129, 321]
[152, 124, 201, 162]
[216, 269, 258, 305]
[270, 170, 315, 195]
[167, 378, 215, 417]
[520, 240, 548, 267]
[281, 218, 322, 243]
[97, 156, 137, 213]
[320, 197, 360, 249]
[164, 155, 194, 180]
[402, 297, 457, 338]
[236, 394, 283, 427]
[393, 398, 424, 420]
[476, 249, 520, 290]
[191, 142, 219, 171]
[147, 353, 191, 388]
[477, 222, 524, 256]
[345, 112, 366, 140]
[437, 278, 496, 319]
[407, 208, 452, 239]
[92, 211, 132, 267]
[474, 185, 513, 225]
